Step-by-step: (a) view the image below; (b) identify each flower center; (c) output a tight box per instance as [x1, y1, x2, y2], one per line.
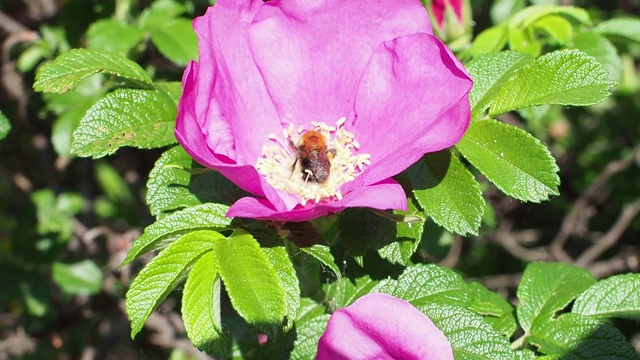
[256, 118, 370, 206]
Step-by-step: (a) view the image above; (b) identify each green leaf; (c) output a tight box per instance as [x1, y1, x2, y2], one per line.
[34, 49, 153, 93]
[71, 83, 180, 158]
[121, 203, 232, 266]
[52, 260, 103, 295]
[323, 276, 378, 310]
[339, 208, 423, 265]
[516, 262, 595, 333]
[17, 43, 44, 72]
[529, 313, 637, 359]
[468, 51, 534, 121]
[468, 282, 518, 337]
[507, 27, 541, 56]
[491, 0, 526, 24]
[373, 264, 470, 308]
[0, 111, 11, 140]
[148, 18, 198, 65]
[146, 146, 249, 217]
[32, 190, 84, 240]
[531, 15, 574, 45]
[263, 245, 301, 331]
[126, 230, 222, 338]
[290, 314, 330, 360]
[297, 297, 327, 324]
[594, 18, 640, 44]
[489, 50, 614, 116]
[508, 5, 591, 29]
[410, 151, 484, 236]
[572, 31, 622, 83]
[420, 302, 517, 360]
[456, 119, 560, 202]
[465, 24, 508, 59]
[182, 251, 228, 355]
[139, 0, 188, 29]
[573, 273, 640, 320]
[20, 275, 49, 317]
[213, 231, 286, 330]
[376, 199, 424, 266]
[44, 75, 104, 157]
[299, 244, 341, 279]
[86, 19, 145, 54]
[516, 349, 537, 360]
[52, 111, 82, 157]
[95, 161, 134, 205]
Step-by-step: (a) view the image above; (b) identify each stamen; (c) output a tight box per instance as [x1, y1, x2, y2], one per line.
[255, 119, 370, 206]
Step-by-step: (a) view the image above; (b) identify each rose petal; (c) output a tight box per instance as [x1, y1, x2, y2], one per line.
[317, 293, 454, 360]
[227, 178, 406, 222]
[342, 33, 471, 193]
[176, 1, 281, 167]
[247, 0, 432, 127]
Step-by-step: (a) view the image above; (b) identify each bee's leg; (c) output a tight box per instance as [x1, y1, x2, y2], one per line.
[326, 148, 337, 161]
[290, 156, 299, 178]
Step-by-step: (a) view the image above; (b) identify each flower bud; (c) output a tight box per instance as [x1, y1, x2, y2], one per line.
[423, 0, 472, 51]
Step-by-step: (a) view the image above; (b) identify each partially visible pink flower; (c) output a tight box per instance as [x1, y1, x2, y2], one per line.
[316, 293, 453, 359]
[431, 0, 464, 28]
[425, 0, 471, 47]
[175, 0, 472, 222]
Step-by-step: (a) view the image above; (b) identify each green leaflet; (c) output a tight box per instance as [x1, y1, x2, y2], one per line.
[516, 262, 595, 332]
[457, 119, 560, 202]
[182, 251, 228, 355]
[373, 264, 470, 308]
[468, 51, 534, 121]
[420, 302, 517, 360]
[213, 230, 287, 333]
[71, 82, 180, 158]
[573, 273, 640, 319]
[410, 151, 484, 236]
[529, 313, 637, 359]
[121, 203, 232, 267]
[34, 49, 153, 93]
[489, 50, 614, 115]
[126, 230, 222, 338]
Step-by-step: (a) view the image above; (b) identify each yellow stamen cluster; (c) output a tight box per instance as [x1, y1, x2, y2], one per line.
[256, 118, 370, 206]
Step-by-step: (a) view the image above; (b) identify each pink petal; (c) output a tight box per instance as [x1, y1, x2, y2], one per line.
[342, 33, 471, 193]
[316, 293, 454, 360]
[247, 0, 432, 127]
[175, 1, 281, 168]
[227, 179, 406, 222]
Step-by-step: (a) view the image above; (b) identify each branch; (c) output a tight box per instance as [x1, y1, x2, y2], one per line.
[577, 197, 640, 267]
[0, 10, 28, 36]
[495, 220, 549, 262]
[550, 146, 639, 262]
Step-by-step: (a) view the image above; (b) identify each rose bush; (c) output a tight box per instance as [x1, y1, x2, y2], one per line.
[175, 0, 472, 222]
[317, 293, 454, 359]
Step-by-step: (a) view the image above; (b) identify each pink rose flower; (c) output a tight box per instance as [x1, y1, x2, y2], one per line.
[316, 293, 454, 359]
[175, 0, 472, 222]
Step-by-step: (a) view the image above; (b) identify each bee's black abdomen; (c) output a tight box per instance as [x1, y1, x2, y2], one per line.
[301, 151, 330, 183]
